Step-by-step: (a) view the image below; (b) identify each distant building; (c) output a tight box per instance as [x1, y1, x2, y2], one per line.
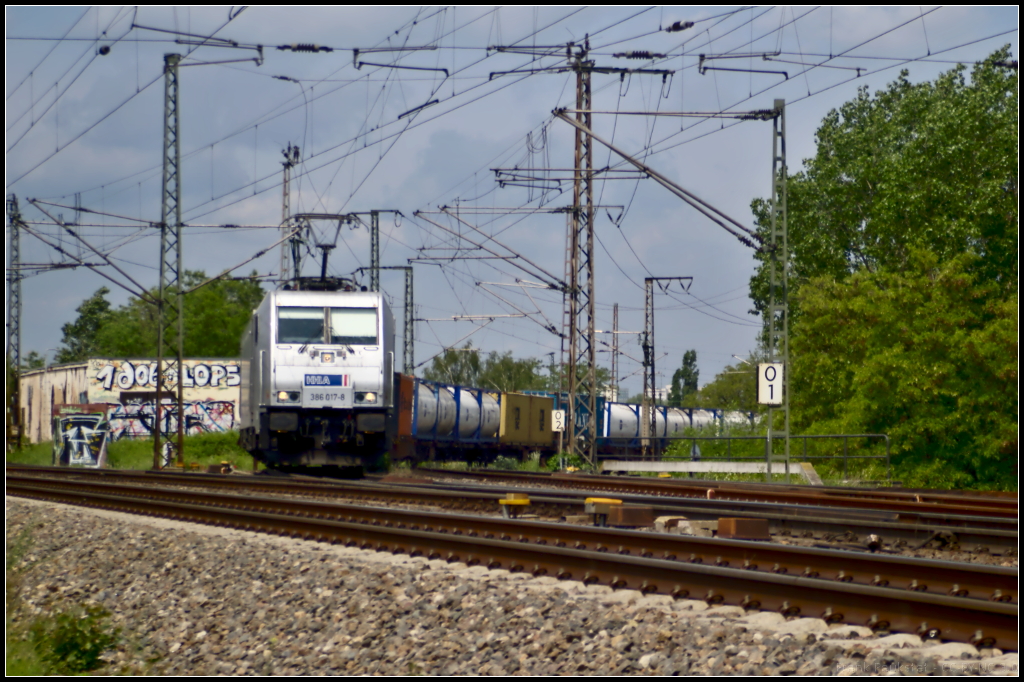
[18, 357, 241, 444]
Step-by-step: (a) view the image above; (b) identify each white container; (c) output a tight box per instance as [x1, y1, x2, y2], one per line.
[480, 393, 500, 438]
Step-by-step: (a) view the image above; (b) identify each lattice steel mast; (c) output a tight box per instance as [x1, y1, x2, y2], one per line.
[565, 38, 598, 465]
[154, 53, 184, 469]
[373, 265, 415, 373]
[767, 99, 790, 481]
[641, 277, 692, 456]
[6, 195, 23, 452]
[280, 144, 300, 287]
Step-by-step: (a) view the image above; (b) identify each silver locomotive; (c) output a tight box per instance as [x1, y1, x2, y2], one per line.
[238, 289, 396, 468]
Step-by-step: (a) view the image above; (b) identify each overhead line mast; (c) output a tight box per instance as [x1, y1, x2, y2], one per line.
[488, 37, 673, 466]
[155, 52, 184, 470]
[6, 196, 24, 452]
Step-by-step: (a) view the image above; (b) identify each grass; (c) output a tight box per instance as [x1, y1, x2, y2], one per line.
[7, 431, 256, 471]
[4, 440, 53, 467]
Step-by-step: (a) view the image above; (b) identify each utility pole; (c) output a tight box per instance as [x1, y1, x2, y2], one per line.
[280, 144, 300, 288]
[767, 99, 790, 482]
[487, 43, 671, 464]
[611, 303, 618, 403]
[344, 210, 402, 293]
[154, 52, 184, 470]
[642, 277, 692, 457]
[565, 38, 598, 466]
[370, 211, 380, 292]
[372, 265, 415, 373]
[6, 195, 23, 452]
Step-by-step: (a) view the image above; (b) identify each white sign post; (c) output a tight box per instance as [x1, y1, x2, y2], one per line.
[757, 363, 784, 406]
[552, 410, 566, 432]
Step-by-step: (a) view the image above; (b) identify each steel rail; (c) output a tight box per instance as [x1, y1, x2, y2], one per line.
[542, 470, 1018, 509]
[7, 480, 1017, 651]
[6, 466, 1016, 552]
[8, 475, 1017, 605]
[418, 468, 1019, 520]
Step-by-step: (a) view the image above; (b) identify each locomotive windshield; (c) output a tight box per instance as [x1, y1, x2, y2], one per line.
[277, 307, 324, 343]
[276, 306, 378, 345]
[329, 308, 377, 345]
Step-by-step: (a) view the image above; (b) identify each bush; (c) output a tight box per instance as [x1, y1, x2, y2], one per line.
[30, 604, 120, 674]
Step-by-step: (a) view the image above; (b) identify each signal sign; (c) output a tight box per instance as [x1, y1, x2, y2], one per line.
[757, 363, 784, 405]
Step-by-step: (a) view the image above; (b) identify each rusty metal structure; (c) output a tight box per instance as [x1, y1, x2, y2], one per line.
[564, 39, 598, 466]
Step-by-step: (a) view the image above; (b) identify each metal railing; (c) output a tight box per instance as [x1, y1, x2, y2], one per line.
[596, 433, 891, 483]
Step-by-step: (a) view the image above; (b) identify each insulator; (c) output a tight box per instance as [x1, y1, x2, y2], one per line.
[280, 43, 332, 53]
[613, 51, 665, 60]
[666, 21, 694, 33]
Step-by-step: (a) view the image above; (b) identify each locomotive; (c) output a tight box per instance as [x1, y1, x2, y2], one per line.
[238, 288, 397, 468]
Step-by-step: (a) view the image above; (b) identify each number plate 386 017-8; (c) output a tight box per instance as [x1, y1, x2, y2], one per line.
[302, 374, 353, 407]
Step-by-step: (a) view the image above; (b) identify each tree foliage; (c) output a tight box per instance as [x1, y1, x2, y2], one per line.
[748, 50, 1018, 489]
[422, 343, 610, 394]
[750, 48, 1018, 322]
[423, 343, 549, 392]
[793, 251, 1016, 489]
[695, 352, 764, 412]
[56, 273, 264, 361]
[55, 287, 114, 363]
[668, 350, 699, 407]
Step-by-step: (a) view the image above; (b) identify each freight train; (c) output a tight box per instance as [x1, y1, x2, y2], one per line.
[239, 288, 755, 470]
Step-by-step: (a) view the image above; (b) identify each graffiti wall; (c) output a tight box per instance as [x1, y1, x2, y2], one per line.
[52, 404, 111, 467]
[18, 358, 243, 444]
[87, 359, 241, 439]
[106, 399, 236, 440]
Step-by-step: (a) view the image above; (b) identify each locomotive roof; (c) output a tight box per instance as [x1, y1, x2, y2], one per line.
[265, 289, 387, 308]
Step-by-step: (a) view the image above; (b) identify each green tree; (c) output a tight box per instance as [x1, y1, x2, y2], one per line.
[55, 287, 114, 363]
[668, 350, 699, 407]
[56, 273, 264, 360]
[422, 344, 609, 394]
[696, 353, 763, 412]
[20, 351, 46, 371]
[744, 50, 1017, 489]
[423, 343, 484, 386]
[793, 250, 1016, 489]
[749, 49, 1018, 324]
[478, 352, 546, 393]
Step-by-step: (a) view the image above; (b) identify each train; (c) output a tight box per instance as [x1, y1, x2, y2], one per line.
[238, 287, 756, 470]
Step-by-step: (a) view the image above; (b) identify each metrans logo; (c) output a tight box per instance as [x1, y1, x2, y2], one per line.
[304, 374, 348, 387]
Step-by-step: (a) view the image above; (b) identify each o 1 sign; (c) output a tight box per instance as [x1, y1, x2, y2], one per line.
[757, 363, 784, 406]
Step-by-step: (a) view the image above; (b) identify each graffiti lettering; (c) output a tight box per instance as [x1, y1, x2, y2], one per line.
[91, 360, 240, 392]
[106, 399, 236, 440]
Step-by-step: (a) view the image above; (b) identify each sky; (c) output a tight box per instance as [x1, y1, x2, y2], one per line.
[5, 6, 1019, 397]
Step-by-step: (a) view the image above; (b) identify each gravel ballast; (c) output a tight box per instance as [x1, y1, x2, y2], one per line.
[6, 497, 1017, 676]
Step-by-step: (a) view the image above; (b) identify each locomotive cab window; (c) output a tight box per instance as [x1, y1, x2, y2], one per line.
[330, 308, 378, 345]
[278, 307, 325, 344]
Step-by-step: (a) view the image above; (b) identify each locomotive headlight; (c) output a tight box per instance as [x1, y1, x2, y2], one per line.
[277, 391, 300, 403]
[320, 352, 335, 363]
[277, 391, 289, 401]
[355, 392, 377, 404]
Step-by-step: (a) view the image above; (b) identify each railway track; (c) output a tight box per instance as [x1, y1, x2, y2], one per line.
[416, 468, 1020, 520]
[7, 471, 1018, 651]
[7, 464, 1017, 553]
